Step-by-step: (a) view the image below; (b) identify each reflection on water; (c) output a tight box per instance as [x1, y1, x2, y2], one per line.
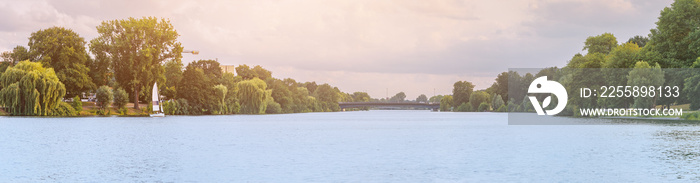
[1, 111, 700, 182]
[654, 129, 700, 180]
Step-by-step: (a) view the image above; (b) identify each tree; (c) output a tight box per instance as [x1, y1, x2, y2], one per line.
[113, 88, 129, 109]
[189, 59, 222, 80]
[416, 94, 428, 103]
[456, 102, 471, 112]
[96, 85, 113, 111]
[87, 41, 111, 88]
[490, 72, 508, 103]
[627, 35, 649, 48]
[237, 78, 270, 114]
[649, 0, 700, 68]
[684, 58, 700, 110]
[583, 33, 617, 55]
[452, 81, 474, 107]
[252, 65, 272, 81]
[71, 96, 82, 112]
[429, 95, 444, 103]
[213, 84, 227, 114]
[29, 27, 94, 97]
[389, 92, 406, 102]
[0, 61, 66, 116]
[91, 17, 183, 109]
[235, 64, 273, 81]
[313, 84, 340, 111]
[352, 92, 371, 102]
[178, 62, 217, 114]
[469, 91, 490, 110]
[236, 64, 255, 80]
[604, 43, 642, 69]
[1, 46, 30, 65]
[265, 100, 282, 114]
[492, 94, 504, 110]
[220, 72, 241, 114]
[266, 78, 293, 113]
[162, 59, 183, 99]
[439, 95, 453, 111]
[478, 102, 490, 112]
[627, 61, 665, 109]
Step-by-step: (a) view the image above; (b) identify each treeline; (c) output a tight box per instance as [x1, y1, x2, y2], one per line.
[440, 0, 700, 115]
[161, 60, 373, 115]
[436, 77, 528, 113]
[0, 17, 373, 116]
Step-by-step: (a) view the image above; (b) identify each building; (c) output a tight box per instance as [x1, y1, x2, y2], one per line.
[220, 65, 236, 74]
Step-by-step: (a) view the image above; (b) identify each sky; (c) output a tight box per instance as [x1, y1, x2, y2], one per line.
[0, 0, 674, 99]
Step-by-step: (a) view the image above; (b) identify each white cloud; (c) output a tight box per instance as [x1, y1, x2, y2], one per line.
[0, 0, 676, 98]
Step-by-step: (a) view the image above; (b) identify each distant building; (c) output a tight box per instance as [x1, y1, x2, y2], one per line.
[220, 65, 236, 74]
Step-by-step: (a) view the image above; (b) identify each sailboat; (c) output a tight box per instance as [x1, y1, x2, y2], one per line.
[150, 82, 165, 117]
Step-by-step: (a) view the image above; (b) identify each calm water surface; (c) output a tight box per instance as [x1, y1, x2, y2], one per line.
[1, 110, 699, 182]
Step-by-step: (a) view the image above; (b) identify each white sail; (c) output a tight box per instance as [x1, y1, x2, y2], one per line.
[152, 82, 160, 112]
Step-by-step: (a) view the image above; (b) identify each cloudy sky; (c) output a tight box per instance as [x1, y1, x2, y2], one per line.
[0, 0, 673, 99]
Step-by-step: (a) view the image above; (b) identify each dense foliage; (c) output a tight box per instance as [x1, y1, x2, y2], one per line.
[29, 27, 95, 97]
[0, 61, 66, 116]
[95, 85, 113, 112]
[113, 88, 129, 109]
[91, 17, 182, 109]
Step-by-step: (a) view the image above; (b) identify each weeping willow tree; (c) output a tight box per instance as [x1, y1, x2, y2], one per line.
[212, 84, 228, 114]
[0, 61, 66, 115]
[236, 78, 271, 114]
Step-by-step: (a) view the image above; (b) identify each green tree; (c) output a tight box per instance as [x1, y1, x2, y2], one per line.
[429, 95, 444, 103]
[1, 46, 30, 65]
[416, 94, 428, 103]
[113, 87, 129, 109]
[389, 92, 406, 102]
[213, 84, 227, 114]
[96, 85, 113, 112]
[220, 72, 241, 114]
[266, 78, 293, 113]
[452, 81, 474, 107]
[627, 35, 649, 48]
[649, 0, 700, 68]
[627, 61, 665, 109]
[162, 59, 183, 99]
[583, 33, 617, 55]
[235, 64, 272, 80]
[177, 62, 218, 114]
[469, 91, 490, 110]
[489, 72, 509, 103]
[29, 27, 95, 97]
[352, 92, 371, 102]
[88, 38, 111, 88]
[492, 94, 504, 110]
[0, 61, 66, 116]
[237, 78, 270, 114]
[604, 43, 642, 68]
[456, 102, 471, 112]
[313, 84, 340, 111]
[71, 95, 82, 112]
[684, 58, 700, 109]
[478, 102, 490, 112]
[91, 17, 183, 109]
[439, 95, 453, 111]
[265, 100, 282, 114]
[252, 65, 272, 81]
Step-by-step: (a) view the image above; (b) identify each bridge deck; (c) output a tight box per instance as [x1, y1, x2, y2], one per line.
[338, 102, 440, 109]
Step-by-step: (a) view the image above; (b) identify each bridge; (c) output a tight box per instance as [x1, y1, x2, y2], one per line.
[338, 102, 440, 111]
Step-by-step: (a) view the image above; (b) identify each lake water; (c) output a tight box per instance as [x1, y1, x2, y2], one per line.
[1, 110, 699, 182]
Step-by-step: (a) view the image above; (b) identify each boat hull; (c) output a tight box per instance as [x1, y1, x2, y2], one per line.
[150, 113, 165, 117]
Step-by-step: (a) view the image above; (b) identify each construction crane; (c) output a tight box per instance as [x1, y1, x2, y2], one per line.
[183, 50, 199, 55]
